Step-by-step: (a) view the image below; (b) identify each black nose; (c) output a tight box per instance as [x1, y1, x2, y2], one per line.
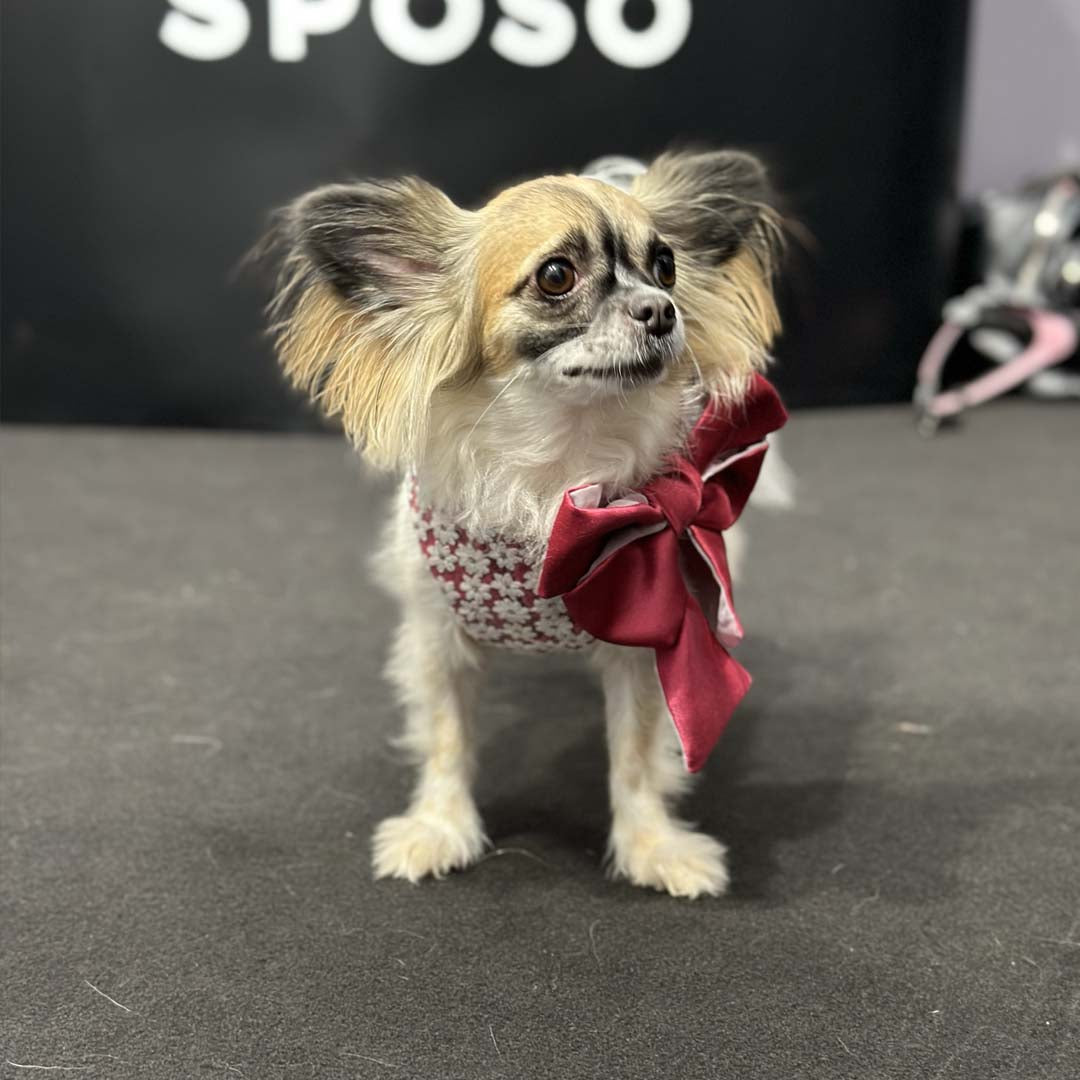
[629, 297, 677, 337]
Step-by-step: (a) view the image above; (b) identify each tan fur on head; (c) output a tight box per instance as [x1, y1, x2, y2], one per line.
[260, 149, 783, 471]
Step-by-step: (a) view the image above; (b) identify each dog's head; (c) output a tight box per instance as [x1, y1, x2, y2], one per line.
[261, 150, 782, 468]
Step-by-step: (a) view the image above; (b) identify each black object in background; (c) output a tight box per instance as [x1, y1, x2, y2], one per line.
[1, 0, 969, 429]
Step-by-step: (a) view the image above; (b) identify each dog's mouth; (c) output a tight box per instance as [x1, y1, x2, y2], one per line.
[561, 353, 667, 383]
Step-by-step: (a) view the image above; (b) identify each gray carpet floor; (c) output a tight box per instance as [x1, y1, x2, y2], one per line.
[2, 402, 1078, 1079]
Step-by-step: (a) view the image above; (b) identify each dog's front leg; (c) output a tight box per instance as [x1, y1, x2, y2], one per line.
[372, 595, 487, 882]
[596, 644, 729, 899]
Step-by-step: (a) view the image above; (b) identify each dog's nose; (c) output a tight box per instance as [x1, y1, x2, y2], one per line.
[628, 296, 677, 337]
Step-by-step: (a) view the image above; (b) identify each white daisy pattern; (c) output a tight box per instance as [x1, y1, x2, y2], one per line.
[489, 571, 525, 601]
[408, 480, 594, 653]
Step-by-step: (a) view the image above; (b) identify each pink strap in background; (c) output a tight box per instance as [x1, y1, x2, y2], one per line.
[915, 309, 1078, 424]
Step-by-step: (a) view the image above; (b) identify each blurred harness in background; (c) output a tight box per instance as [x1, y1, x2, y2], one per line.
[915, 172, 1080, 434]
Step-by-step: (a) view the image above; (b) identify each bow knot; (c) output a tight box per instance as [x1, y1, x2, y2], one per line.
[648, 463, 703, 535]
[537, 375, 788, 772]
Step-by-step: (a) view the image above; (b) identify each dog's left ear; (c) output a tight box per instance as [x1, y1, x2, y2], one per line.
[632, 149, 783, 273]
[633, 150, 784, 395]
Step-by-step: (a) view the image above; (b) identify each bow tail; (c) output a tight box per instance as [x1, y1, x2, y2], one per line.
[655, 600, 752, 773]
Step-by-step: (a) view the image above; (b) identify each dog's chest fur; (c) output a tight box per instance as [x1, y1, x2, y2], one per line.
[414, 373, 697, 541]
[404, 377, 705, 653]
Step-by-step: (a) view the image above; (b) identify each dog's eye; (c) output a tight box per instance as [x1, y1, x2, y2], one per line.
[536, 259, 576, 297]
[653, 250, 676, 289]
[653, 250, 676, 288]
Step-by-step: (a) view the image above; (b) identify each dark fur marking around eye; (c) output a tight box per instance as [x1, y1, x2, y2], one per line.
[515, 324, 586, 361]
[562, 228, 591, 265]
[599, 220, 619, 291]
[508, 228, 592, 297]
[598, 219, 652, 288]
[600, 221, 617, 264]
[508, 273, 532, 297]
[645, 235, 676, 287]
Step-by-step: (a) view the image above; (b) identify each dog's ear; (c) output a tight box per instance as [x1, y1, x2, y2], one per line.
[289, 179, 463, 309]
[633, 149, 783, 272]
[633, 150, 784, 397]
[259, 178, 478, 468]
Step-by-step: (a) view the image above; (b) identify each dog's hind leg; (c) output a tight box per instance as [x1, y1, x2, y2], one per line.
[596, 644, 729, 899]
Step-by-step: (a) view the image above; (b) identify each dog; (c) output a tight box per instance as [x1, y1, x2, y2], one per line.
[260, 149, 785, 898]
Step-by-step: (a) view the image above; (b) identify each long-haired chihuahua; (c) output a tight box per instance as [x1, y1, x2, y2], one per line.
[260, 149, 784, 898]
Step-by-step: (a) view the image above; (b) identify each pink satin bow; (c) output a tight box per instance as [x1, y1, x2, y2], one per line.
[537, 374, 788, 771]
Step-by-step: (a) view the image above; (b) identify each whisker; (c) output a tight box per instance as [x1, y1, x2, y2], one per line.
[466, 368, 526, 440]
[686, 344, 706, 390]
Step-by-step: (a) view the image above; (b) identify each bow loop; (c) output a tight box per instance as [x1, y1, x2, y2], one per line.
[538, 374, 788, 772]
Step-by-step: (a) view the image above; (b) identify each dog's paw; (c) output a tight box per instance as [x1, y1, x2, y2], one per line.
[609, 826, 729, 899]
[372, 807, 487, 883]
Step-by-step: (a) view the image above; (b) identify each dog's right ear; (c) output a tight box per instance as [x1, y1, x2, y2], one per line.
[286, 179, 464, 310]
[258, 178, 478, 469]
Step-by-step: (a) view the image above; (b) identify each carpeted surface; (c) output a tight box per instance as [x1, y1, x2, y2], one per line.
[2, 402, 1078, 1080]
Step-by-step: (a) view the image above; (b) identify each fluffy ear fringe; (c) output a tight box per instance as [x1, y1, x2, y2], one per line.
[674, 249, 783, 402]
[258, 182, 478, 471]
[269, 278, 478, 470]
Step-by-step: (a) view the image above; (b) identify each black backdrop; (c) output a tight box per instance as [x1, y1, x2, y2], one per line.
[1, 0, 969, 429]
